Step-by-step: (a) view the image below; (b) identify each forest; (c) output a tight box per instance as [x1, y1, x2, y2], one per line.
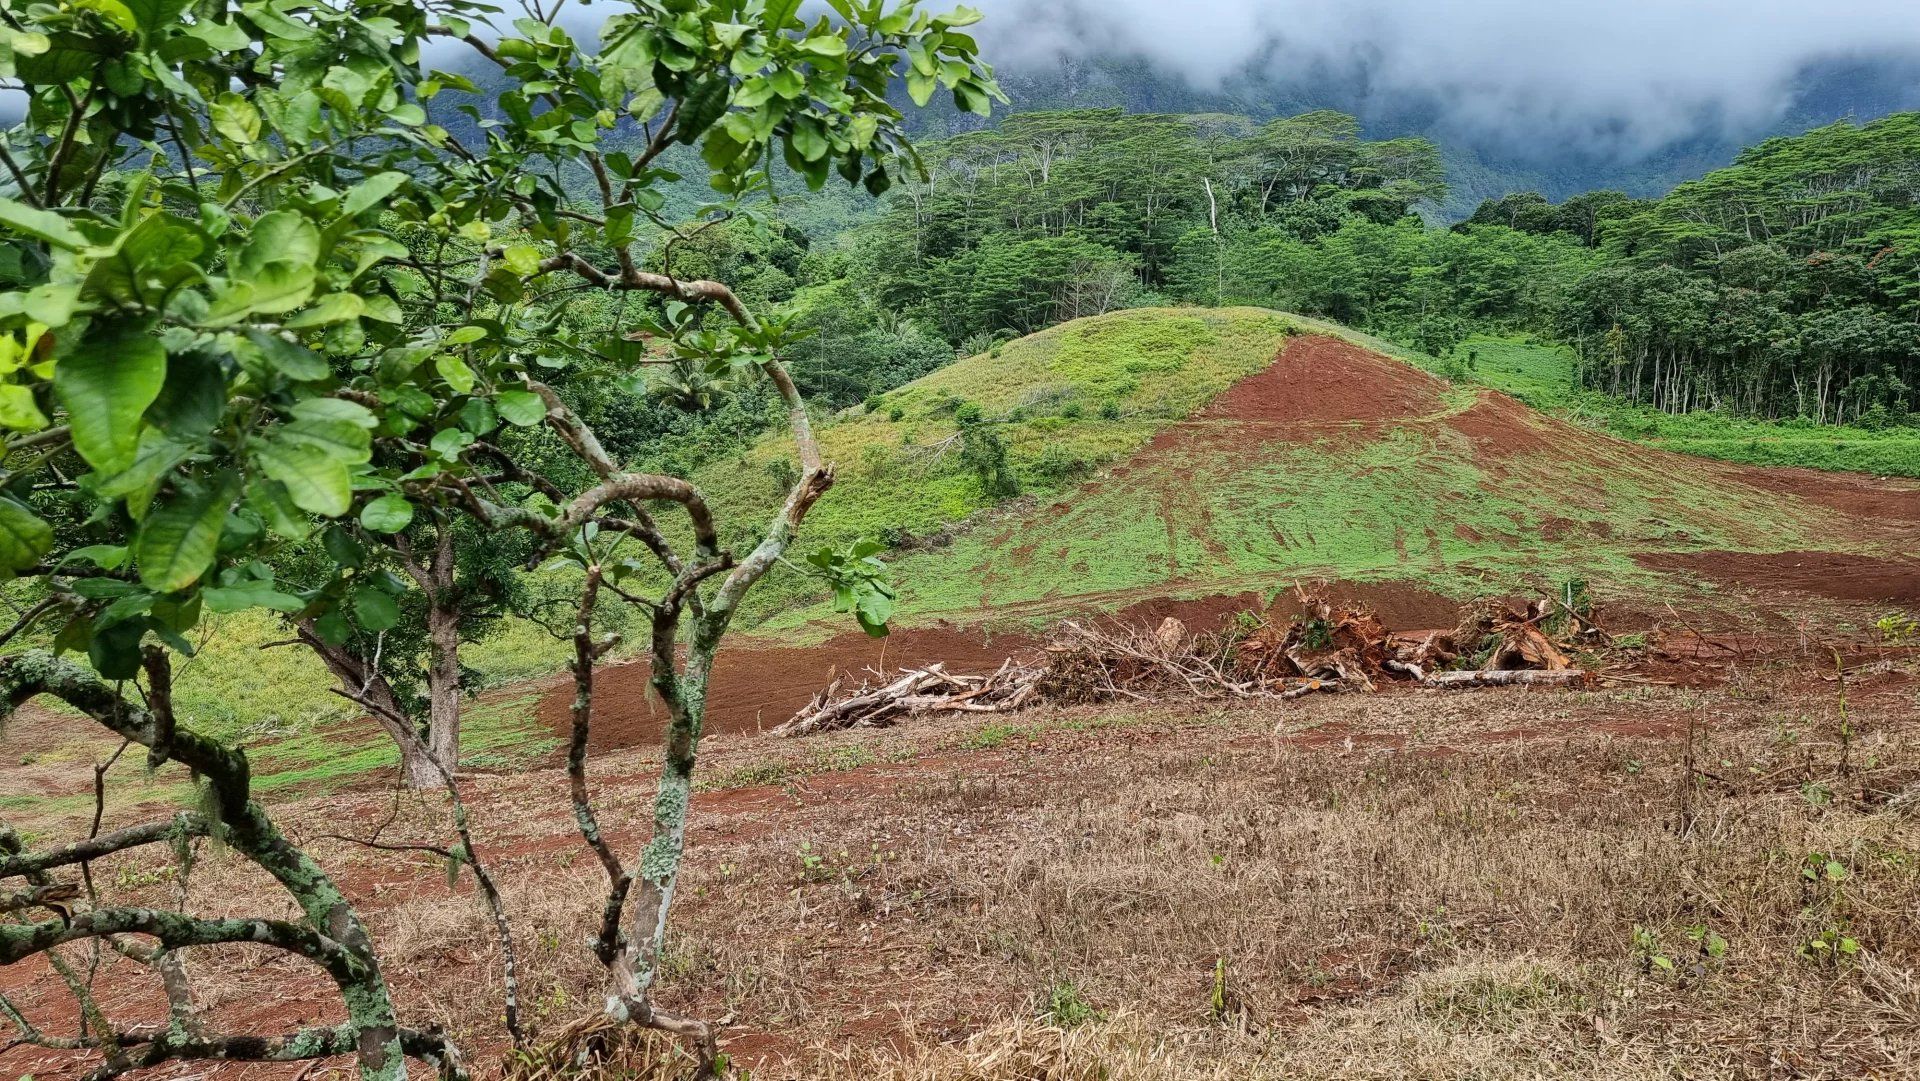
[648, 108, 1920, 452]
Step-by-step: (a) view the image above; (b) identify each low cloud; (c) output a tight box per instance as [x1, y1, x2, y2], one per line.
[963, 0, 1920, 159]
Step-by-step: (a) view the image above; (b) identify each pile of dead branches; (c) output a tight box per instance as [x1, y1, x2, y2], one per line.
[772, 660, 1043, 736]
[778, 592, 1603, 737]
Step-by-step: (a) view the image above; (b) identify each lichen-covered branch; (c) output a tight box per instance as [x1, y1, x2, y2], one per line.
[0, 651, 431, 1081]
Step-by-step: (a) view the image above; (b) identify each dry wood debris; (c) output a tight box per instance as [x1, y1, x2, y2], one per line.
[778, 592, 1604, 737]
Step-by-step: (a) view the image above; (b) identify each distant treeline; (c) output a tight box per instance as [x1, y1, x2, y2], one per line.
[631, 109, 1919, 430]
[1470, 116, 1920, 425]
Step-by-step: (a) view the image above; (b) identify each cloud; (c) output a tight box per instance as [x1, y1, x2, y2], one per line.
[962, 0, 1920, 159]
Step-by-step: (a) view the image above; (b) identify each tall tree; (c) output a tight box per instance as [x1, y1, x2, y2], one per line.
[0, 0, 994, 1074]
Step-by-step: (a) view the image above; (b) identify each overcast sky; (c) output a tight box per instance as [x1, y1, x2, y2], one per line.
[962, 0, 1920, 158]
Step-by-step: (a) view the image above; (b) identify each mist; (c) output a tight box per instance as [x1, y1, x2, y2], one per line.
[962, 0, 1920, 160]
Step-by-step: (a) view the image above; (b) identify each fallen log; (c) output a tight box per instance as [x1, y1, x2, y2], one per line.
[1420, 669, 1588, 689]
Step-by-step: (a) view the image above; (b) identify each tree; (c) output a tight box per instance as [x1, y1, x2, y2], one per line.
[0, 0, 996, 1075]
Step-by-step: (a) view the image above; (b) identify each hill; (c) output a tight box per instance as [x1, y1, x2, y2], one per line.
[700, 308, 1918, 638]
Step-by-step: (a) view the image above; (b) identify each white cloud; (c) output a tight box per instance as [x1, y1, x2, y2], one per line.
[965, 0, 1920, 157]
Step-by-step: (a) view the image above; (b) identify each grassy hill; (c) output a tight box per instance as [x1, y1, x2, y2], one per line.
[22, 307, 1911, 808]
[695, 308, 1909, 635]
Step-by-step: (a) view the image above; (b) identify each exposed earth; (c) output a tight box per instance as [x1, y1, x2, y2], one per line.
[539, 332, 1920, 753]
[6, 320, 1920, 1080]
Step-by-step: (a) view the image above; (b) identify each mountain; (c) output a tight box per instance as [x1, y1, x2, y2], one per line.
[900, 53, 1920, 219]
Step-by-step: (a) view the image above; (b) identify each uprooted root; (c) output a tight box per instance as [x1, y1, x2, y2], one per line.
[780, 593, 1604, 737]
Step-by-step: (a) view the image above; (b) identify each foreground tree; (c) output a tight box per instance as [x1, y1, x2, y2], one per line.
[0, 0, 994, 1074]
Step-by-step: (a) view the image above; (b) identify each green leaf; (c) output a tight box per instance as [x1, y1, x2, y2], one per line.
[183, 18, 249, 51]
[277, 408, 372, 464]
[247, 479, 311, 540]
[211, 261, 315, 317]
[0, 383, 48, 431]
[0, 496, 52, 573]
[352, 588, 400, 631]
[95, 429, 190, 499]
[62, 544, 127, 570]
[789, 117, 829, 162]
[495, 390, 545, 426]
[239, 211, 319, 277]
[435, 353, 475, 394]
[55, 322, 167, 475]
[283, 293, 365, 328]
[313, 608, 351, 646]
[253, 436, 351, 516]
[359, 493, 413, 533]
[906, 69, 936, 107]
[0, 197, 86, 251]
[795, 35, 846, 57]
[203, 580, 305, 613]
[429, 427, 473, 459]
[762, 0, 803, 30]
[341, 172, 409, 217]
[149, 351, 225, 442]
[89, 619, 145, 679]
[211, 93, 261, 144]
[243, 329, 329, 381]
[500, 244, 543, 275]
[135, 474, 236, 592]
[124, 0, 192, 34]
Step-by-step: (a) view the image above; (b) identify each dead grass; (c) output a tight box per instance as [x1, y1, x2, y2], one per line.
[7, 657, 1920, 1080]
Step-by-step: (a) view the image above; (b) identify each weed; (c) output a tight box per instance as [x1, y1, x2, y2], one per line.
[1042, 981, 1103, 1028]
[1877, 612, 1918, 644]
[964, 722, 1039, 750]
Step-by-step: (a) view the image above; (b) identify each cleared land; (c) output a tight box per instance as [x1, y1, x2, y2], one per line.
[5, 633, 1919, 1079]
[6, 310, 1920, 1080]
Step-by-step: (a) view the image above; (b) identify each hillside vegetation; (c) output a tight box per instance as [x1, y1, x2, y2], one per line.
[1462, 338, 1920, 478]
[693, 309, 1896, 634]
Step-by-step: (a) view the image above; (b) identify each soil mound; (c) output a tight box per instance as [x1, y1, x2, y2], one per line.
[1725, 465, 1920, 523]
[1447, 391, 1554, 457]
[1197, 335, 1444, 425]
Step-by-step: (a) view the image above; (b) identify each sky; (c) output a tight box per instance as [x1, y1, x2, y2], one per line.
[961, 0, 1920, 159]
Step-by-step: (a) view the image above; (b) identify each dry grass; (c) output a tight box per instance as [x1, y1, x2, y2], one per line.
[7, 658, 1920, 1080]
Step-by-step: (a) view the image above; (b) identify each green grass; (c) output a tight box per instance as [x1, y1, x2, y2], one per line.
[728, 310, 1899, 635]
[694, 307, 1301, 627]
[1459, 336, 1920, 478]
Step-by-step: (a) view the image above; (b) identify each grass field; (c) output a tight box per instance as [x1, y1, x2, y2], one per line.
[1459, 337, 1920, 478]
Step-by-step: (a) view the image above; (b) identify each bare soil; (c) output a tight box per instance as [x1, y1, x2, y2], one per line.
[9, 634, 1920, 1081]
[1195, 335, 1446, 426]
[1637, 549, 1920, 605]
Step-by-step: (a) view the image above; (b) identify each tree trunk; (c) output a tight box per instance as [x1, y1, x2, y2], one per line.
[425, 601, 461, 780]
[296, 621, 439, 789]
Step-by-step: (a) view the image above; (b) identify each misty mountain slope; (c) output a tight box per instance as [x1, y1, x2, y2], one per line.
[901, 51, 1920, 219]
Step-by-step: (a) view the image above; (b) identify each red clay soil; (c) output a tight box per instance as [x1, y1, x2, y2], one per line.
[1447, 391, 1553, 457]
[542, 624, 1037, 754]
[1113, 582, 1460, 633]
[1195, 335, 1445, 425]
[542, 581, 1471, 754]
[1724, 463, 1920, 523]
[1636, 550, 1920, 604]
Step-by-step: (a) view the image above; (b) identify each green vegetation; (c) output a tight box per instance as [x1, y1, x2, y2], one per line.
[1464, 338, 1920, 477]
[687, 307, 1893, 637]
[694, 307, 1298, 619]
